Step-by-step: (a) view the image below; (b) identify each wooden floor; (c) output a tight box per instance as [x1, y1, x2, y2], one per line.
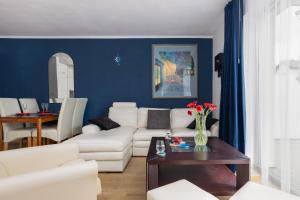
[98, 157, 261, 200]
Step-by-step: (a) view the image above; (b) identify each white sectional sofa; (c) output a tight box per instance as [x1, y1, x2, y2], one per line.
[65, 102, 219, 172]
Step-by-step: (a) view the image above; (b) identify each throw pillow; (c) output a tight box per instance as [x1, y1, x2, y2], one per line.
[187, 118, 219, 130]
[147, 110, 170, 129]
[89, 117, 120, 130]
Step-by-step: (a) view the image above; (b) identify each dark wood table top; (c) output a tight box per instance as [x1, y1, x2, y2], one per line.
[0, 113, 58, 123]
[147, 137, 249, 165]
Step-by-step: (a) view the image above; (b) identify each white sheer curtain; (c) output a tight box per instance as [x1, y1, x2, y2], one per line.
[244, 0, 300, 195]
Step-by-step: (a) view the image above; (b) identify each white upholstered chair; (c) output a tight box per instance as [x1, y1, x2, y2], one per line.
[18, 98, 40, 113]
[72, 98, 88, 136]
[32, 98, 76, 143]
[19, 98, 40, 128]
[0, 143, 101, 200]
[0, 98, 33, 150]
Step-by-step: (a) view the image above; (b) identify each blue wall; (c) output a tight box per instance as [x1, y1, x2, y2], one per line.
[0, 38, 212, 123]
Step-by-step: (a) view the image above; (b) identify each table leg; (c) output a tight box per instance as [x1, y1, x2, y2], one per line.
[147, 163, 159, 191]
[236, 164, 250, 189]
[0, 122, 3, 151]
[36, 119, 42, 146]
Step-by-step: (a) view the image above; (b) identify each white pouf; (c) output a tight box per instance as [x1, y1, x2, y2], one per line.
[230, 182, 300, 200]
[147, 179, 219, 200]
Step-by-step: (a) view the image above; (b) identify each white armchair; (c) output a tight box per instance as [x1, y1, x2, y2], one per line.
[0, 143, 101, 200]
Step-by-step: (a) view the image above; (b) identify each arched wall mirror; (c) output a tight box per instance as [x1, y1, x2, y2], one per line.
[48, 53, 75, 103]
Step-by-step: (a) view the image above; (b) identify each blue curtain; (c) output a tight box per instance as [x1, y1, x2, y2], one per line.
[219, 0, 245, 153]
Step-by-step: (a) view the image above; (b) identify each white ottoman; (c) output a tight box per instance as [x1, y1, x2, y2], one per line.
[230, 182, 300, 200]
[147, 179, 219, 200]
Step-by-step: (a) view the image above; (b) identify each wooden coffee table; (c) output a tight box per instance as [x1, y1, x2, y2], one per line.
[146, 137, 250, 196]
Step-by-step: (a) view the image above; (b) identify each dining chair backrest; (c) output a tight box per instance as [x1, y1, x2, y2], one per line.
[19, 98, 40, 113]
[57, 98, 77, 142]
[0, 98, 23, 135]
[72, 98, 88, 136]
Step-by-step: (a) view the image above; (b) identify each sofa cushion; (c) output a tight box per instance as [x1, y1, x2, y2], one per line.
[133, 140, 151, 148]
[60, 158, 85, 167]
[82, 124, 101, 134]
[65, 127, 136, 152]
[170, 108, 195, 129]
[80, 144, 132, 161]
[147, 110, 170, 129]
[138, 108, 169, 128]
[89, 117, 120, 130]
[109, 107, 138, 128]
[112, 102, 137, 108]
[133, 128, 169, 141]
[172, 128, 212, 137]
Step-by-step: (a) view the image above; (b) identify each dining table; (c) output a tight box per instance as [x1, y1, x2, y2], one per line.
[0, 113, 58, 150]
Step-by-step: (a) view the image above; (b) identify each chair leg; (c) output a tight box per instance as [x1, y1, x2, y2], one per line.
[27, 137, 32, 147]
[18, 140, 23, 148]
[3, 142, 8, 150]
[46, 138, 51, 145]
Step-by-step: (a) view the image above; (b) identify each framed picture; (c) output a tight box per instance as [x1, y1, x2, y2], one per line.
[152, 44, 198, 99]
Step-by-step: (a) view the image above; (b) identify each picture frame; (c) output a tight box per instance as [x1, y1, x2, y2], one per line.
[152, 44, 198, 99]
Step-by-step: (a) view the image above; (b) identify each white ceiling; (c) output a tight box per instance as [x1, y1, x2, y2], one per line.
[0, 0, 227, 38]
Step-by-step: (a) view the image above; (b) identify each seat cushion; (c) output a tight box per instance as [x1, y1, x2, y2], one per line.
[80, 144, 132, 161]
[65, 127, 136, 152]
[133, 128, 170, 141]
[170, 108, 195, 129]
[5, 127, 33, 143]
[172, 128, 211, 137]
[32, 125, 58, 142]
[230, 182, 300, 200]
[60, 159, 85, 167]
[133, 140, 151, 148]
[147, 179, 219, 200]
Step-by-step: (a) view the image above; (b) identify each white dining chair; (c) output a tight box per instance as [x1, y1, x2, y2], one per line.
[19, 98, 40, 128]
[0, 98, 33, 150]
[72, 98, 88, 136]
[32, 98, 76, 143]
[19, 98, 40, 113]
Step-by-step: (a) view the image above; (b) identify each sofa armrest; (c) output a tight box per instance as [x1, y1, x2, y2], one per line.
[82, 124, 101, 134]
[210, 121, 219, 137]
[0, 144, 80, 176]
[0, 161, 99, 200]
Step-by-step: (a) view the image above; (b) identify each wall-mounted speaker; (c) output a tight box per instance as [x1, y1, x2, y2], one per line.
[214, 53, 223, 77]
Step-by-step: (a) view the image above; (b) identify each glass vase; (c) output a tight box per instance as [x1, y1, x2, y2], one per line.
[194, 115, 208, 146]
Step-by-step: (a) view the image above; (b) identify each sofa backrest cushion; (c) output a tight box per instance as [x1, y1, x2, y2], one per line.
[170, 108, 195, 129]
[109, 107, 138, 128]
[138, 108, 169, 128]
[112, 102, 137, 108]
